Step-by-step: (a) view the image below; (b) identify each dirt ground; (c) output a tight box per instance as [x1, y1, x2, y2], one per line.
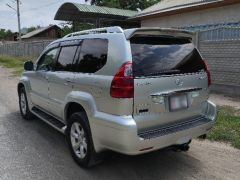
[209, 93, 240, 110]
[0, 66, 240, 180]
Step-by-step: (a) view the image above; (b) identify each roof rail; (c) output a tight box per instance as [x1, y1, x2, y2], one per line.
[64, 26, 124, 38]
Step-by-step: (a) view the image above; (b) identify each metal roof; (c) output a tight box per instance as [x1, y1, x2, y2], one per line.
[54, 3, 138, 21]
[180, 21, 240, 31]
[21, 25, 60, 39]
[73, 3, 137, 17]
[131, 0, 225, 19]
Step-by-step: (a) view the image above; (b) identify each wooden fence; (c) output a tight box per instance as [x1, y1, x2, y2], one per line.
[0, 40, 53, 57]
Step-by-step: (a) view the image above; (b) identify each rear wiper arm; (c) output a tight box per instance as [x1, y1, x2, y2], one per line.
[147, 70, 180, 76]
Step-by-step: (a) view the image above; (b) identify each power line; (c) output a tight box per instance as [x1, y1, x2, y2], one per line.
[6, 3, 16, 11]
[22, 1, 61, 13]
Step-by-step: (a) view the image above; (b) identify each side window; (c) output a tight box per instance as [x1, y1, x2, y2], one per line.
[55, 46, 78, 72]
[77, 39, 108, 73]
[37, 48, 59, 71]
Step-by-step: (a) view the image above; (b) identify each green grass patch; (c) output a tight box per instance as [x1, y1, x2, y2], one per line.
[207, 106, 240, 149]
[0, 55, 32, 76]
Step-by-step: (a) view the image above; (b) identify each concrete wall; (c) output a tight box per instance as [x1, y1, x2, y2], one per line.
[141, 4, 240, 28]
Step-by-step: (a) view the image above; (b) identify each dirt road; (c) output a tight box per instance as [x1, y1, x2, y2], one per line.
[0, 66, 239, 180]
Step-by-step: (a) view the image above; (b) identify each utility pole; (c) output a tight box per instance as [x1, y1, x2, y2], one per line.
[6, 0, 21, 41]
[16, 0, 21, 41]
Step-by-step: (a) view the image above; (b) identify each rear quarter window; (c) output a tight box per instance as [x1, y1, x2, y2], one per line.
[131, 36, 205, 77]
[77, 39, 108, 73]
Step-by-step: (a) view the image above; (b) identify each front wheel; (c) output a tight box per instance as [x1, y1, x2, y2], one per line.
[18, 87, 33, 120]
[66, 112, 102, 168]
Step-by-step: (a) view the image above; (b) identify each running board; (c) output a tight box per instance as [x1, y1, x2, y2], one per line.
[31, 107, 67, 134]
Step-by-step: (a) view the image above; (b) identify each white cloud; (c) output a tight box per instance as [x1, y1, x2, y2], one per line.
[0, 0, 87, 31]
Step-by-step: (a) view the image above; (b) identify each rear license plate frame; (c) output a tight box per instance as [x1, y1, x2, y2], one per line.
[169, 93, 188, 112]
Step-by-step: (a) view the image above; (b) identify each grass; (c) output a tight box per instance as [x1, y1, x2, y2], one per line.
[0, 55, 32, 76]
[207, 106, 240, 149]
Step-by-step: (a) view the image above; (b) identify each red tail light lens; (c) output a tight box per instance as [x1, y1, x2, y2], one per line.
[203, 60, 211, 86]
[110, 62, 134, 98]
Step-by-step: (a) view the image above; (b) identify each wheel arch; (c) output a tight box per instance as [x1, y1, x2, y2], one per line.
[17, 83, 25, 95]
[64, 91, 97, 123]
[65, 102, 88, 123]
[18, 76, 31, 95]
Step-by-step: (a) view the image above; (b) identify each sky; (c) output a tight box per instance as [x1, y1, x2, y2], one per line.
[0, 0, 88, 31]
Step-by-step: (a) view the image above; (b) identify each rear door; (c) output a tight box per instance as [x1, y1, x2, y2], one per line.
[131, 35, 209, 132]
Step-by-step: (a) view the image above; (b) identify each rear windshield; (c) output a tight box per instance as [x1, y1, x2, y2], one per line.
[131, 36, 205, 77]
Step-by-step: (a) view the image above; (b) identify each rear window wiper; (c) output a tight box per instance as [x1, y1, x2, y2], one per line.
[145, 70, 181, 76]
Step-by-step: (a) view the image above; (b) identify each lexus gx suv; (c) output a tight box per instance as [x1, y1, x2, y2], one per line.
[18, 27, 217, 168]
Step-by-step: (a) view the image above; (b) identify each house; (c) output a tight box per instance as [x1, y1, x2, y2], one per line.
[0, 32, 18, 44]
[131, 0, 240, 30]
[21, 25, 62, 41]
[2, 32, 19, 42]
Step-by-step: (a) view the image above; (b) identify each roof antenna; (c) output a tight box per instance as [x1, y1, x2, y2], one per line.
[136, 8, 141, 12]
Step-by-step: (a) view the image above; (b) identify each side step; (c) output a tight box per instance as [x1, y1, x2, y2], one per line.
[32, 107, 67, 134]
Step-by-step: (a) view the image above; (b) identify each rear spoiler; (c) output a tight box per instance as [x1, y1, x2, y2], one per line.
[124, 28, 194, 40]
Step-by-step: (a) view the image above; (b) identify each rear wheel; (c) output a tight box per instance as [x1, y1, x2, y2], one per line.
[18, 87, 33, 120]
[66, 112, 102, 168]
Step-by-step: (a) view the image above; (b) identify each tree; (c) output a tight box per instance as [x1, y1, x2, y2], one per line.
[26, 25, 41, 33]
[59, 22, 95, 36]
[85, 0, 161, 11]
[27, 26, 37, 33]
[0, 29, 13, 40]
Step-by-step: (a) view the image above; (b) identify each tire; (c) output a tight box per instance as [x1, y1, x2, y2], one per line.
[66, 112, 102, 168]
[18, 87, 33, 120]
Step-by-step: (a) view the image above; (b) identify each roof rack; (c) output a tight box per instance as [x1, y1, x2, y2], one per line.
[64, 26, 124, 38]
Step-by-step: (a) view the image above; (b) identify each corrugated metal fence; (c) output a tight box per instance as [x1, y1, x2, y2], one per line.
[198, 27, 240, 41]
[0, 40, 53, 57]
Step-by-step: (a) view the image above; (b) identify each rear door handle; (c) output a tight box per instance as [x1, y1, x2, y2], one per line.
[65, 78, 74, 83]
[66, 80, 73, 83]
[64, 79, 74, 86]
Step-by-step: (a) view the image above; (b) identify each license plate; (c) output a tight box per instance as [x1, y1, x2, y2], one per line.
[169, 94, 188, 112]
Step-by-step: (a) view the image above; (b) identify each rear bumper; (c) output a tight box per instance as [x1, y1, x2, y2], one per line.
[92, 101, 216, 155]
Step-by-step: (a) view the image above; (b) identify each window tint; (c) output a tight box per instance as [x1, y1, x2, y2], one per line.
[131, 36, 205, 77]
[37, 48, 59, 71]
[55, 46, 78, 71]
[77, 39, 108, 73]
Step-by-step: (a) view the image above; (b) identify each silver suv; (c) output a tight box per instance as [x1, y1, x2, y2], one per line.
[18, 27, 217, 168]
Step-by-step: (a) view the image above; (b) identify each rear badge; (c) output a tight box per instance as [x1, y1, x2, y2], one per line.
[136, 82, 152, 86]
[175, 78, 183, 86]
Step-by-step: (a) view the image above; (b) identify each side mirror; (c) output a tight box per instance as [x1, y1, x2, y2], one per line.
[24, 61, 34, 71]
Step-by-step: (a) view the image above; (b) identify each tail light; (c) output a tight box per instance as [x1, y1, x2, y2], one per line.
[203, 60, 211, 86]
[110, 62, 134, 98]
